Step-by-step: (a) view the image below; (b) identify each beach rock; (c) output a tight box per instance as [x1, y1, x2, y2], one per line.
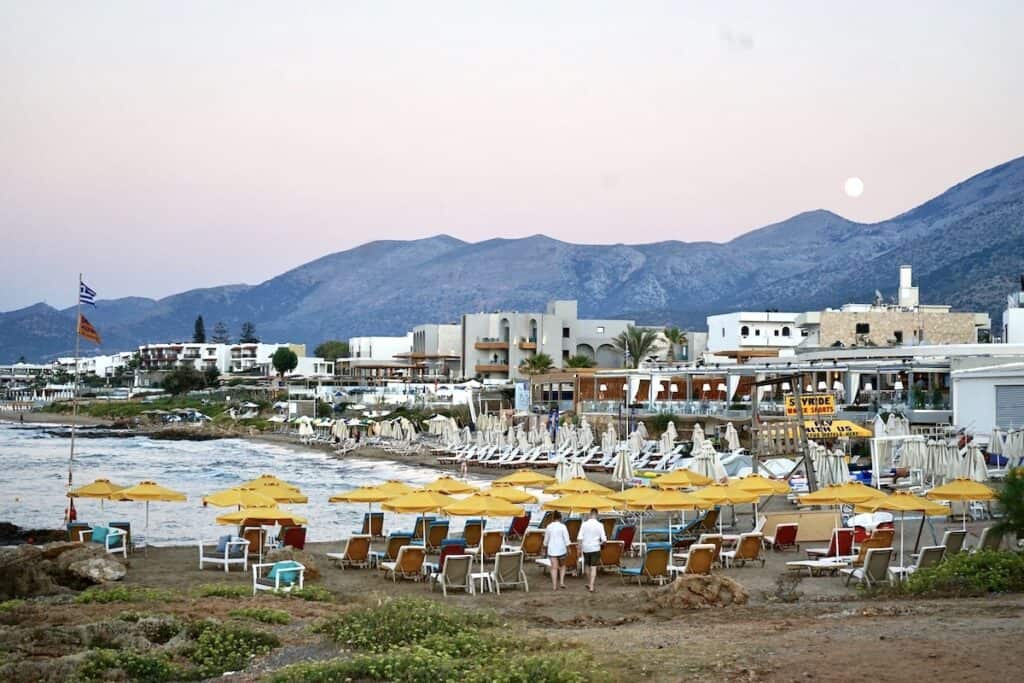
[265, 547, 320, 581]
[53, 544, 107, 577]
[67, 557, 127, 584]
[39, 542, 82, 560]
[0, 544, 63, 599]
[655, 575, 749, 609]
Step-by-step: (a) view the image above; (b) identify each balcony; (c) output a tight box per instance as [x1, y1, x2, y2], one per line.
[474, 338, 509, 350]
[518, 339, 537, 350]
[475, 364, 509, 373]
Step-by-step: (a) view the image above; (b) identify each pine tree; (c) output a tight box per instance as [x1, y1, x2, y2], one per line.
[211, 321, 230, 344]
[193, 315, 206, 343]
[239, 322, 259, 343]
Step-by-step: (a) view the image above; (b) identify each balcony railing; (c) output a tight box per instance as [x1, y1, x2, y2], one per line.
[518, 338, 537, 350]
[475, 364, 509, 373]
[474, 338, 509, 350]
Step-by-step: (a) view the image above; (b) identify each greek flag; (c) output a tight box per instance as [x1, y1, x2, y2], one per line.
[79, 281, 97, 306]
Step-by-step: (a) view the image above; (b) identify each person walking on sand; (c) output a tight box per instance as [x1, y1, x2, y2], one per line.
[579, 508, 607, 593]
[542, 510, 571, 590]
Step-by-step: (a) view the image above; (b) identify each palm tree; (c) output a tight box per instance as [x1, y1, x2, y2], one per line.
[613, 326, 660, 368]
[663, 326, 687, 362]
[565, 354, 596, 368]
[519, 353, 554, 375]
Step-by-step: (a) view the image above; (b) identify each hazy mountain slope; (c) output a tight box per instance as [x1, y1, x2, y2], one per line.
[2, 156, 1021, 362]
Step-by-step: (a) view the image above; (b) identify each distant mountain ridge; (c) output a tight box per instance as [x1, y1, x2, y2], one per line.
[2, 156, 1023, 362]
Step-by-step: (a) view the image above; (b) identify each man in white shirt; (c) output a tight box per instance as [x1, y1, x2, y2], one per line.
[578, 508, 607, 592]
[542, 510, 571, 590]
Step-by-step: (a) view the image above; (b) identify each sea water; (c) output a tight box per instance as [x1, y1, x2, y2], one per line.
[0, 422, 493, 545]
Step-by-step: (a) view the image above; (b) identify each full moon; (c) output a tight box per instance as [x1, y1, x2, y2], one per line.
[844, 177, 865, 198]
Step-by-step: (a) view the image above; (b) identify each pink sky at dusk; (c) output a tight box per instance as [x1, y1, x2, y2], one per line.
[1, 1, 1022, 310]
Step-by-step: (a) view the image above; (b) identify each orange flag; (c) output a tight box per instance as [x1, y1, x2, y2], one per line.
[78, 314, 102, 344]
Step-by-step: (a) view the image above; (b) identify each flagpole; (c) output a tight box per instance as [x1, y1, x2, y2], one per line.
[66, 273, 82, 524]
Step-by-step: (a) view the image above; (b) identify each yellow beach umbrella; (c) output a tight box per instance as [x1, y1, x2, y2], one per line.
[381, 490, 455, 514]
[543, 493, 618, 513]
[608, 486, 657, 506]
[732, 474, 791, 496]
[483, 486, 538, 504]
[243, 481, 308, 504]
[798, 482, 884, 506]
[625, 488, 705, 547]
[373, 481, 417, 497]
[856, 491, 952, 569]
[116, 480, 187, 552]
[492, 470, 555, 488]
[203, 488, 277, 509]
[69, 478, 126, 511]
[241, 474, 301, 491]
[328, 486, 395, 504]
[421, 476, 478, 495]
[444, 494, 526, 574]
[926, 478, 997, 530]
[652, 468, 713, 489]
[693, 483, 759, 506]
[544, 477, 614, 496]
[216, 506, 308, 526]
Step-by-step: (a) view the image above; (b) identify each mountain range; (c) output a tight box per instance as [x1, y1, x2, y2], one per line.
[2, 156, 1023, 363]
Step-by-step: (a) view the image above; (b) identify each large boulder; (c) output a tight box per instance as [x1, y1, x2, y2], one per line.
[0, 545, 62, 599]
[265, 547, 320, 581]
[655, 575, 749, 609]
[68, 558, 127, 584]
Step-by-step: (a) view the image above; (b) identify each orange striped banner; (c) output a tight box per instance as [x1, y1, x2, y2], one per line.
[78, 314, 102, 344]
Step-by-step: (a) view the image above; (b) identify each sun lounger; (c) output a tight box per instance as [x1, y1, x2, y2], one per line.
[462, 519, 485, 547]
[430, 554, 473, 596]
[890, 545, 945, 581]
[241, 526, 266, 564]
[381, 545, 426, 582]
[326, 534, 372, 569]
[785, 557, 848, 577]
[467, 530, 504, 561]
[764, 523, 799, 552]
[370, 532, 413, 568]
[674, 534, 723, 567]
[564, 517, 582, 543]
[252, 561, 305, 595]
[536, 543, 580, 576]
[721, 532, 765, 568]
[806, 528, 855, 559]
[621, 542, 672, 585]
[596, 540, 625, 571]
[504, 529, 545, 559]
[974, 527, 1004, 552]
[425, 539, 467, 575]
[360, 512, 385, 539]
[419, 520, 450, 553]
[505, 512, 532, 541]
[491, 551, 529, 593]
[840, 547, 893, 587]
[612, 524, 637, 556]
[668, 543, 716, 577]
[198, 535, 248, 572]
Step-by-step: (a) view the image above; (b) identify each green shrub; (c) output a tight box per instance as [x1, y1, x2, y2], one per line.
[137, 616, 183, 644]
[0, 599, 25, 612]
[77, 649, 182, 682]
[313, 598, 498, 652]
[75, 586, 175, 604]
[189, 624, 280, 677]
[283, 585, 333, 602]
[194, 583, 250, 599]
[229, 607, 292, 625]
[907, 550, 1024, 596]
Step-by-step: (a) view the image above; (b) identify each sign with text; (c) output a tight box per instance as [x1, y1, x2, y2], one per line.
[784, 393, 836, 417]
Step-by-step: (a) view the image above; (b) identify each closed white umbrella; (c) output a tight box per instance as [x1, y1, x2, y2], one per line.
[635, 421, 648, 439]
[690, 441, 727, 483]
[555, 457, 570, 483]
[659, 432, 674, 458]
[960, 444, 989, 482]
[692, 423, 705, 451]
[666, 421, 678, 442]
[724, 422, 740, 452]
[612, 448, 634, 489]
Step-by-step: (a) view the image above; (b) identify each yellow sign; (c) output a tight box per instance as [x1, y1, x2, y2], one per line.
[784, 393, 835, 417]
[803, 420, 872, 439]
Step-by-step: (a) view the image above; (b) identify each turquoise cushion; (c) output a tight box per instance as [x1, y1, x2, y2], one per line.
[215, 535, 231, 554]
[267, 561, 302, 586]
[91, 526, 109, 543]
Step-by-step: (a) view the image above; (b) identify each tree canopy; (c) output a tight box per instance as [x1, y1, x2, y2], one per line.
[239, 322, 259, 343]
[193, 316, 206, 343]
[211, 321, 230, 344]
[663, 326, 686, 361]
[314, 340, 349, 360]
[565, 354, 596, 368]
[519, 353, 554, 375]
[271, 347, 299, 376]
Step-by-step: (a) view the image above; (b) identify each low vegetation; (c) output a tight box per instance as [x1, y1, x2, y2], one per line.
[193, 583, 251, 599]
[229, 606, 292, 625]
[281, 585, 334, 602]
[275, 598, 604, 683]
[905, 550, 1024, 597]
[74, 586, 176, 604]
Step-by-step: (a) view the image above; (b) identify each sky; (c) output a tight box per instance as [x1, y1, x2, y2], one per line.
[2, 1, 1022, 311]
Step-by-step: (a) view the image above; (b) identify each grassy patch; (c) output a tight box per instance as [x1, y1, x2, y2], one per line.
[77, 649, 184, 683]
[194, 583, 250, 599]
[287, 598, 604, 682]
[188, 623, 280, 677]
[905, 550, 1024, 597]
[230, 607, 292, 625]
[0, 600, 25, 612]
[74, 586, 176, 604]
[282, 585, 334, 602]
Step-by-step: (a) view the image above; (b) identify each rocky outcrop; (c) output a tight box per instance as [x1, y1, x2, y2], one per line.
[655, 575, 749, 609]
[0, 542, 125, 599]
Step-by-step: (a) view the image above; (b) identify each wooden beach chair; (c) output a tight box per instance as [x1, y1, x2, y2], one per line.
[468, 530, 504, 562]
[596, 540, 625, 572]
[326, 534, 371, 569]
[423, 520, 450, 553]
[620, 542, 671, 585]
[371, 532, 413, 568]
[360, 512, 385, 539]
[564, 517, 583, 543]
[462, 519, 484, 547]
[669, 543, 715, 577]
[721, 532, 765, 568]
[381, 545, 426, 582]
[505, 529, 545, 559]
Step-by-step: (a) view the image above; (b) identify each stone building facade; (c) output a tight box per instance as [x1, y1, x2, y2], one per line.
[816, 309, 984, 347]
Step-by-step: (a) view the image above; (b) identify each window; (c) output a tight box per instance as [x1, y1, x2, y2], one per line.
[856, 323, 870, 334]
[754, 328, 761, 336]
[740, 325, 750, 337]
[782, 326, 791, 337]
[721, 328, 726, 337]
[894, 330, 903, 343]
[596, 326, 605, 334]
[562, 327, 570, 338]
[773, 329, 779, 336]
[801, 329, 809, 337]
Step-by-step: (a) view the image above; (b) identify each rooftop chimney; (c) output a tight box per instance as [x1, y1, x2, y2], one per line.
[898, 265, 918, 309]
